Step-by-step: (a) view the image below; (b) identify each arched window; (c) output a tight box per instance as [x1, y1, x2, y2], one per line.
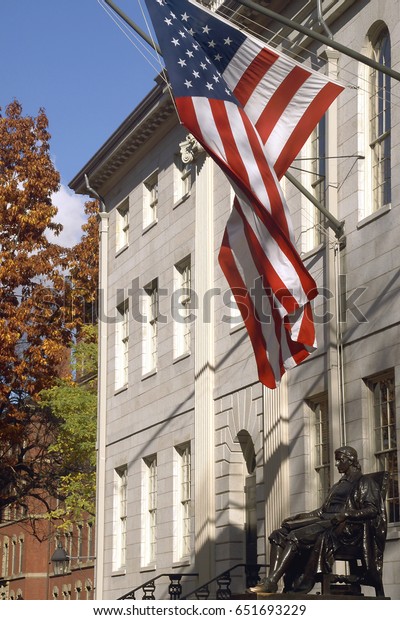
[368, 25, 391, 212]
[75, 580, 82, 600]
[85, 579, 93, 600]
[2, 537, 9, 577]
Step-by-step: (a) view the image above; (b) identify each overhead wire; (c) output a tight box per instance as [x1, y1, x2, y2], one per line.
[98, 0, 398, 112]
[216, 1, 399, 108]
[97, 0, 181, 121]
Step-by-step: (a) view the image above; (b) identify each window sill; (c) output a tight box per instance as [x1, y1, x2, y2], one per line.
[173, 351, 191, 364]
[172, 558, 191, 569]
[111, 568, 126, 577]
[300, 242, 325, 261]
[386, 525, 400, 541]
[114, 384, 128, 396]
[173, 192, 191, 209]
[141, 369, 157, 381]
[140, 564, 156, 574]
[230, 320, 245, 334]
[115, 244, 129, 258]
[357, 203, 391, 229]
[143, 219, 158, 235]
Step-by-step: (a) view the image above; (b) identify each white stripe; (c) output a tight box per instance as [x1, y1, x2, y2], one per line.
[225, 103, 296, 241]
[224, 104, 273, 211]
[193, 101, 304, 304]
[242, 55, 298, 123]
[265, 77, 329, 168]
[225, 205, 282, 380]
[222, 38, 263, 91]
[191, 98, 227, 161]
[236, 196, 308, 311]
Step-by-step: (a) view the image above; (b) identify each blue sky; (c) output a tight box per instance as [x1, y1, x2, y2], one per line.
[1, 0, 161, 245]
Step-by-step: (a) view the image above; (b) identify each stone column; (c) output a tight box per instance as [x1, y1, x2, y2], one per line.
[262, 375, 289, 564]
[322, 49, 346, 460]
[180, 135, 216, 584]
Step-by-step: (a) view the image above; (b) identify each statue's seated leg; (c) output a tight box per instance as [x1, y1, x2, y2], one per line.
[249, 540, 299, 593]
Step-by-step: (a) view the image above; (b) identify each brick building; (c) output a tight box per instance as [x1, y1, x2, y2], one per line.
[0, 501, 95, 600]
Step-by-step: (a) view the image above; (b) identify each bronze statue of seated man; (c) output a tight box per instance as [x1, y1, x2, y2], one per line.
[250, 446, 386, 594]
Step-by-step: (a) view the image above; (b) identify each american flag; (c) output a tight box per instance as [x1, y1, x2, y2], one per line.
[145, 0, 344, 388]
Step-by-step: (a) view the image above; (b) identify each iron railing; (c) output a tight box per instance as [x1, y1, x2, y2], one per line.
[118, 572, 199, 600]
[180, 564, 267, 600]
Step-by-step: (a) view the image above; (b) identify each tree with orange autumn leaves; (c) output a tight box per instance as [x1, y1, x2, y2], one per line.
[0, 101, 98, 517]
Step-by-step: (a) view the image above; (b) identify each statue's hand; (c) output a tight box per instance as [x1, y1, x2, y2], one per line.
[281, 513, 304, 527]
[331, 512, 347, 525]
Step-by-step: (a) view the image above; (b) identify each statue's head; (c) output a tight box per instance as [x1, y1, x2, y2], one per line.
[335, 446, 361, 471]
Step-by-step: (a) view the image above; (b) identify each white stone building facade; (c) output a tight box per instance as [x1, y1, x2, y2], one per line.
[70, 0, 400, 599]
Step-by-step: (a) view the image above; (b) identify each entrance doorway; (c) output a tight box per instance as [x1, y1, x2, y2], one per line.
[237, 430, 257, 566]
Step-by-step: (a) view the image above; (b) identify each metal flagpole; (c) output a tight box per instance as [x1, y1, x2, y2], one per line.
[103, 0, 345, 237]
[285, 171, 344, 239]
[235, 0, 400, 82]
[103, 0, 161, 54]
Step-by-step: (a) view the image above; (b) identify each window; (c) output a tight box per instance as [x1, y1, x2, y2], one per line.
[143, 170, 158, 229]
[143, 456, 157, 565]
[75, 581, 82, 601]
[87, 522, 94, 560]
[18, 536, 24, 574]
[116, 199, 129, 252]
[113, 466, 127, 570]
[301, 118, 326, 251]
[310, 117, 326, 246]
[2, 537, 9, 577]
[176, 444, 191, 559]
[142, 280, 158, 374]
[115, 300, 129, 389]
[85, 580, 93, 600]
[369, 27, 391, 212]
[307, 394, 330, 505]
[64, 531, 73, 570]
[77, 524, 83, 561]
[174, 153, 192, 204]
[11, 538, 16, 575]
[366, 371, 399, 523]
[174, 258, 192, 358]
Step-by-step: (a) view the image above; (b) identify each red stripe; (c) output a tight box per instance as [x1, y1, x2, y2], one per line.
[274, 82, 344, 179]
[179, 97, 317, 300]
[206, 99, 292, 246]
[232, 199, 299, 314]
[255, 65, 311, 145]
[177, 96, 317, 356]
[237, 107, 291, 238]
[295, 301, 316, 347]
[209, 99, 251, 189]
[233, 47, 279, 107]
[176, 98, 204, 142]
[218, 229, 280, 388]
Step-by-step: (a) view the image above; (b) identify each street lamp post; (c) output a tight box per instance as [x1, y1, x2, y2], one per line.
[50, 543, 95, 575]
[50, 543, 70, 575]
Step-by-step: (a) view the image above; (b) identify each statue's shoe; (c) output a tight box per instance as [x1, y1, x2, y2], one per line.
[247, 578, 278, 594]
[292, 576, 314, 594]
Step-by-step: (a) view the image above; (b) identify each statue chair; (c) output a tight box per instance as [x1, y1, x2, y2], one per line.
[316, 471, 389, 597]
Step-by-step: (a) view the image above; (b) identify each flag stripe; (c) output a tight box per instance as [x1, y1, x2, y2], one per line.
[219, 222, 283, 387]
[273, 82, 343, 179]
[178, 97, 318, 308]
[233, 47, 279, 106]
[255, 66, 311, 144]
